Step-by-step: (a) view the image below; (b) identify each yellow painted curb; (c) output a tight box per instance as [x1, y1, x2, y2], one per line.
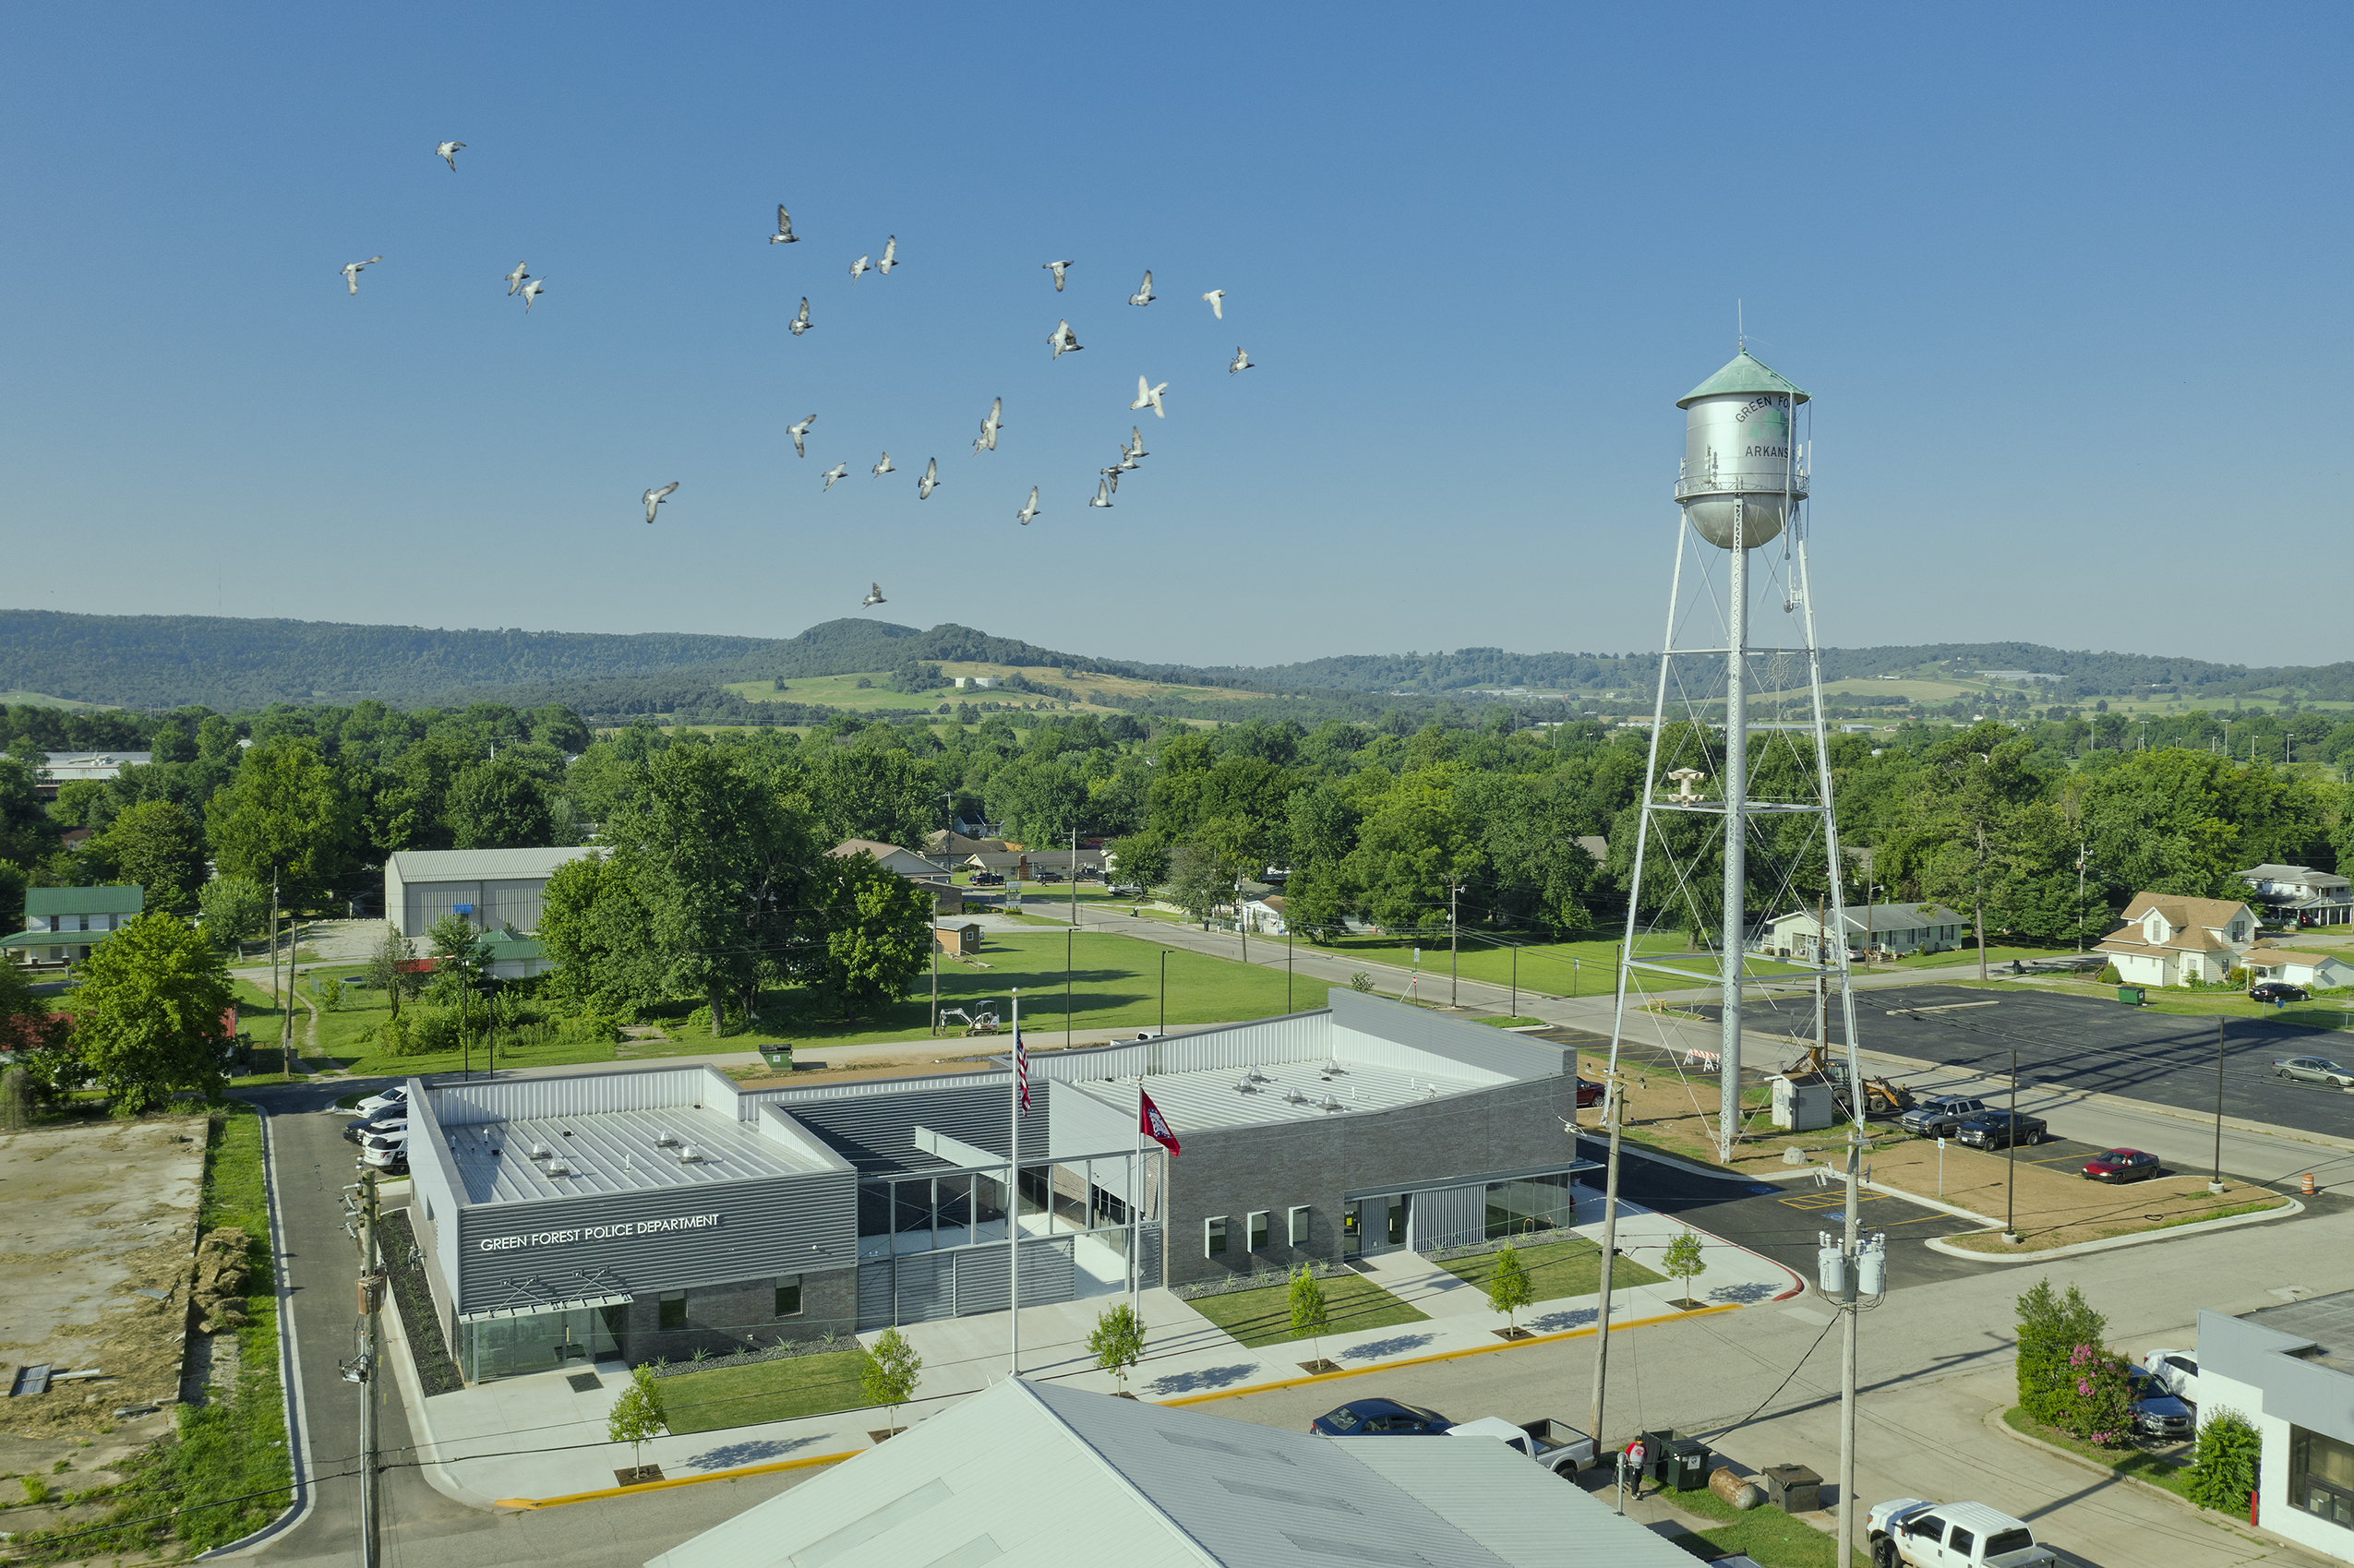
[495, 1448, 858, 1510]
[1161, 1301, 1739, 1406]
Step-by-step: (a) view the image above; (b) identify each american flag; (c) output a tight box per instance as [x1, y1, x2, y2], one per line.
[1015, 1028, 1030, 1117]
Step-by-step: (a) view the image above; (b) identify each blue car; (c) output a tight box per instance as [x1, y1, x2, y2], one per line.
[2126, 1368, 2193, 1440]
[1308, 1398, 1454, 1436]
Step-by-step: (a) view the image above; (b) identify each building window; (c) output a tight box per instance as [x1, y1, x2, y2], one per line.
[2293, 1427, 2354, 1528]
[1205, 1216, 1228, 1257]
[775, 1275, 802, 1317]
[1248, 1211, 1268, 1251]
[1289, 1206, 1311, 1247]
[659, 1291, 687, 1331]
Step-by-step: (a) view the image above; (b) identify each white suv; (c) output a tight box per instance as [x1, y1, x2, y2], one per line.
[1867, 1499, 2056, 1567]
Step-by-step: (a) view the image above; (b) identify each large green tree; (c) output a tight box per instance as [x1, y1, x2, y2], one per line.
[60, 911, 234, 1115]
[92, 800, 210, 914]
[447, 754, 556, 849]
[205, 738, 361, 909]
[537, 854, 662, 1013]
[198, 876, 271, 959]
[805, 852, 933, 1020]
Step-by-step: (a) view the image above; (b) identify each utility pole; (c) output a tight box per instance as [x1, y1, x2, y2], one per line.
[270, 877, 292, 1078]
[1159, 949, 1167, 1039]
[357, 1168, 383, 1568]
[2075, 842, 2088, 955]
[1449, 882, 1460, 1008]
[2210, 1019, 2228, 1195]
[931, 945, 939, 1036]
[1070, 826, 1078, 928]
[1832, 1126, 1868, 1568]
[1585, 1068, 1627, 1452]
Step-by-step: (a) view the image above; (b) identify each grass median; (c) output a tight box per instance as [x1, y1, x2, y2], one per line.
[1183, 1274, 1428, 1348]
[657, 1351, 875, 1433]
[1437, 1237, 1665, 1302]
[1652, 1480, 1870, 1566]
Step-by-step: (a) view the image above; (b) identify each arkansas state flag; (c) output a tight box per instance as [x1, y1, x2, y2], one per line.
[1139, 1089, 1181, 1157]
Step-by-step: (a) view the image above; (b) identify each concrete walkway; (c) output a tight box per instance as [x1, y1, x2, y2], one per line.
[377, 1196, 1796, 1506]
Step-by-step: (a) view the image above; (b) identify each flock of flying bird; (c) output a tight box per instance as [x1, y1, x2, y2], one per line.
[356, 141, 1255, 609]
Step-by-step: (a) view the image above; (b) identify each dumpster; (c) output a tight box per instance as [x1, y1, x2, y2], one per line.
[2117, 986, 2144, 1005]
[1639, 1430, 1711, 1490]
[759, 1044, 794, 1070]
[1760, 1463, 1821, 1513]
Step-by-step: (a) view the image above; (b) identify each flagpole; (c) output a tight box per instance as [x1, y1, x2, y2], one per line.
[1133, 1074, 1145, 1316]
[1010, 988, 1021, 1382]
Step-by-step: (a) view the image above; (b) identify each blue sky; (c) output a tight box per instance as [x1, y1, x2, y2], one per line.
[6, 5, 2348, 671]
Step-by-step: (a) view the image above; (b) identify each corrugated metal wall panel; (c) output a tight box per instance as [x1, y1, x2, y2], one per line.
[1045, 1080, 1135, 1168]
[857, 1262, 892, 1330]
[1407, 1182, 1485, 1252]
[1017, 1013, 1335, 1085]
[756, 1081, 1049, 1174]
[430, 1066, 729, 1127]
[1328, 988, 1567, 1082]
[480, 878, 546, 932]
[739, 1071, 1014, 1116]
[403, 1075, 467, 1318]
[453, 1169, 855, 1316]
[894, 1252, 953, 1323]
[1137, 1224, 1163, 1291]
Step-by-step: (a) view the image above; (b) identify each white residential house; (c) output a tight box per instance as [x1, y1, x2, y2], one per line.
[2241, 944, 2354, 992]
[2096, 893, 2258, 987]
[1762, 901, 1972, 960]
[2238, 864, 2354, 928]
[1240, 894, 1288, 935]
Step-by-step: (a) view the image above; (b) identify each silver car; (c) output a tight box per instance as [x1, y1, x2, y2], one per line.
[2272, 1055, 2354, 1088]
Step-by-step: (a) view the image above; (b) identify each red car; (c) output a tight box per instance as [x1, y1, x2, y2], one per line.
[1575, 1077, 1603, 1108]
[2082, 1148, 2161, 1183]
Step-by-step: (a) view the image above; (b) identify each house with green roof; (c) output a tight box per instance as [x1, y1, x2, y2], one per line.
[4, 885, 144, 965]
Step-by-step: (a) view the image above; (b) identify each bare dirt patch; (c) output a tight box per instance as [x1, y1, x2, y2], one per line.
[0, 1117, 206, 1440]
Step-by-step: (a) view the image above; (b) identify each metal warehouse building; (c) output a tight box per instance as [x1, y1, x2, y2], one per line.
[383, 846, 590, 939]
[403, 991, 1591, 1383]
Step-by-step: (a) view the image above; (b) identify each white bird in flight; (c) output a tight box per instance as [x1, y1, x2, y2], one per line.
[871, 452, 895, 478]
[877, 236, 898, 275]
[1049, 319, 1082, 359]
[1017, 487, 1041, 526]
[504, 262, 530, 295]
[1043, 260, 1073, 292]
[1125, 426, 1148, 461]
[822, 463, 849, 491]
[1230, 346, 1253, 374]
[435, 140, 465, 171]
[1099, 461, 1122, 495]
[642, 482, 679, 524]
[770, 205, 799, 245]
[977, 398, 1003, 451]
[849, 254, 871, 283]
[788, 414, 815, 459]
[862, 582, 886, 608]
[1202, 289, 1225, 319]
[341, 256, 382, 295]
[1128, 270, 1155, 306]
[1089, 477, 1114, 509]
[919, 458, 941, 500]
[1131, 376, 1168, 418]
[1116, 449, 1140, 473]
[789, 297, 812, 336]
[520, 278, 547, 312]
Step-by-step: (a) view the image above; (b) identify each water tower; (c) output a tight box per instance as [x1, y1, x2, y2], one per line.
[1601, 344, 1864, 1165]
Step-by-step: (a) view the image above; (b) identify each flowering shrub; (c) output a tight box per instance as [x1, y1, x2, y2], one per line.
[2050, 1343, 2136, 1448]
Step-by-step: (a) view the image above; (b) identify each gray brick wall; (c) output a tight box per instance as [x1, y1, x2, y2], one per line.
[619, 1263, 858, 1361]
[1164, 1075, 1582, 1287]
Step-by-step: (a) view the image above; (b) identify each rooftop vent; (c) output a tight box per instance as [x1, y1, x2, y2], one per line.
[1320, 1094, 1344, 1112]
[530, 1143, 551, 1159]
[678, 1145, 703, 1164]
[546, 1159, 571, 1177]
[655, 1132, 680, 1147]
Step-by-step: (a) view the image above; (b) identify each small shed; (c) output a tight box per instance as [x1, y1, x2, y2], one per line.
[934, 922, 981, 957]
[1771, 1074, 1836, 1132]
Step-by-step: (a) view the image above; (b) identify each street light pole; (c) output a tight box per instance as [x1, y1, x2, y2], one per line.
[358, 1168, 382, 1568]
[2211, 1018, 2228, 1195]
[1449, 881, 1460, 1009]
[1159, 949, 1166, 1040]
[2005, 1047, 2021, 1243]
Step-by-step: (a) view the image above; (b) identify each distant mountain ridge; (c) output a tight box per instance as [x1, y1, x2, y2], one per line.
[1, 606, 2346, 712]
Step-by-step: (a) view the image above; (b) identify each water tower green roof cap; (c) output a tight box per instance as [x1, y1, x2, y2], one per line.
[1676, 348, 1809, 409]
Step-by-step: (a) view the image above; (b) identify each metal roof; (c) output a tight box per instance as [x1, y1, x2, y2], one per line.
[1677, 348, 1810, 409]
[25, 886, 144, 916]
[1063, 1059, 1483, 1133]
[443, 1106, 835, 1204]
[386, 846, 590, 882]
[648, 1379, 1697, 1568]
[2240, 1289, 2354, 1372]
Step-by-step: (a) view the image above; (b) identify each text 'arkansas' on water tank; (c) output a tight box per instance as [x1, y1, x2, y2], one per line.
[1675, 349, 1809, 550]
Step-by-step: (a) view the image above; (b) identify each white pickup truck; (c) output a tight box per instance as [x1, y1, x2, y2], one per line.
[1867, 1499, 2058, 1568]
[1444, 1417, 1596, 1477]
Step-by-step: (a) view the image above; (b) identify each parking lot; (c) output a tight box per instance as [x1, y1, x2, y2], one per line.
[1698, 985, 2354, 1142]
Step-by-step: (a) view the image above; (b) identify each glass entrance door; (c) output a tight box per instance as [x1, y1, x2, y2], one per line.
[1342, 1201, 1362, 1257]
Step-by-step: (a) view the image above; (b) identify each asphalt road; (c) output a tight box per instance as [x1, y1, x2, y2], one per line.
[1699, 985, 2354, 1142]
[236, 1087, 817, 1568]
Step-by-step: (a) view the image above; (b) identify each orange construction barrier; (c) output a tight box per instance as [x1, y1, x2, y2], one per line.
[2302, 1172, 2318, 1196]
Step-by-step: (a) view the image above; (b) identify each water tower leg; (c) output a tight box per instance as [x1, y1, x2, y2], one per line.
[1718, 499, 1748, 1166]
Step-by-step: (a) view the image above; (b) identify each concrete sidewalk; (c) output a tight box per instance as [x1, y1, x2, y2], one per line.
[380, 1197, 1798, 1507]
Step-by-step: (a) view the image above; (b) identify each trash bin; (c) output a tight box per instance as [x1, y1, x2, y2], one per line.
[1640, 1430, 1711, 1490]
[2117, 986, 2144, 1005]
[1761, 1463, 1822, 1513]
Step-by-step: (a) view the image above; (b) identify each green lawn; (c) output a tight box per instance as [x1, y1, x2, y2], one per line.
[1437, 1237, 1666, 1303]
[1303, 930, 1806, 998]
[658, 1351, 874, 1433]
[1651, 1481, 1870, 1567]
[1879, 942, 2078, 972]
[1476, 1016, 1547, 1028]
[1184, 1273, 1428, 1348]
[2000, 1406, 2197, 1504]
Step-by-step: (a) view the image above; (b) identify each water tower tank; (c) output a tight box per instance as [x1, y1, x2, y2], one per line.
[1675, 349, 1809, 550]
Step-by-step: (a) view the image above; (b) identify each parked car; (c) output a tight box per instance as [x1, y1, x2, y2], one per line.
[2251, 982, 2308, 1003]
[2081, 1148, 2161, 1183]
[354, 1085, 408, 1117]
[343, 1115, 404, 1145]
[1900, 1094, 1988, 1138]
[1445, 1416, 1595, 1476]
[1956, 1110, 2047, 1150]
[1109, 883, 1146, 897]
[2272, 1055, 2354, 1087]
[2124, 1367, 2194, 1440]
[1867, 1499, 2057, 1567]
[359, 1144, 408, 1174]
[969, 871, 1003, 886]
[2141, 1348, 2207, 1407]
[1308, 1398, 1453, 1436]
[1574, 1077, 1603, 1108]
